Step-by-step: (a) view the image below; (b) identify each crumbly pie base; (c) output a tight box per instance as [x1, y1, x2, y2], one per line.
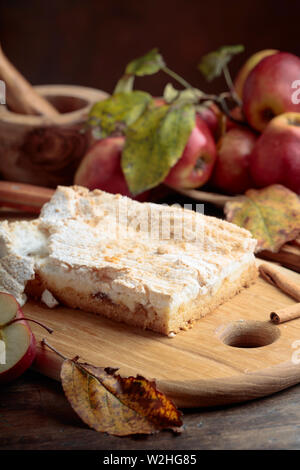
[27, 262, 257, 335]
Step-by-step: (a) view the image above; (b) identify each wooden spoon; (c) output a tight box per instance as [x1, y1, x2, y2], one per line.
[0, 43, 59, 117]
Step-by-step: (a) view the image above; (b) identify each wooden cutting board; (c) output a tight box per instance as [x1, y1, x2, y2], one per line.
[25, 260, 300, 408]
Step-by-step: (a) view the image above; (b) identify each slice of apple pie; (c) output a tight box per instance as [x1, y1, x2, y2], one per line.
[0, 186, 257, 335]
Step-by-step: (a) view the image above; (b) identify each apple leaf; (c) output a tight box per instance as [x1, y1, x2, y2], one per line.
[163, 83, 180, 103]
[225, 184, 300, 253]
[125, 48, 166, 76]
[163, 83, 202, 105]
[114, 49, 165, 93]
[61, 358, 183, 436]
[88, 91, 152, 138]
[198, 45, 245, 82]
[113, 75, 135, 94]
[122, 103, 195, 195]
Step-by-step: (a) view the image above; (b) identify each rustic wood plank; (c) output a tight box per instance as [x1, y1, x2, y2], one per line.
[1, 370, 300, 450]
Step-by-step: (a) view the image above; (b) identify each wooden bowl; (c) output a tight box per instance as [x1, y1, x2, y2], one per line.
[0, 85, 108, 187]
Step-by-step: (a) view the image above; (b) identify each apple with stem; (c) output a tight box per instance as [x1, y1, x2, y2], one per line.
[164, 114, 216, 189]
[226, 106, 246, 131]
[0, 292, 52, 384]
[234, 49, 278, 99]
[197, 102, 221, 140]
[242, 52, 300, 132]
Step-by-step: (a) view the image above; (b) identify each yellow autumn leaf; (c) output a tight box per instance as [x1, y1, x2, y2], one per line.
[225, 184, 300, 253]
[61, 359, 183, 436]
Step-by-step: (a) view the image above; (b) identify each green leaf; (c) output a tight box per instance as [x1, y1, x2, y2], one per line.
[163, 83, 180, 103]
[163, 83, 202, 105]
[88, 91, 152, 138]
[125, 48, 166, 77]
[114, 75, 135, 94]
[122, 103, 195, 195]
[177, 88, 202, 104]
[198, 45, 244, 82]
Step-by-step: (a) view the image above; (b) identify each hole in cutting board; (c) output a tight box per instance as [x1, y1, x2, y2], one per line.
[216, 320, 280, 349]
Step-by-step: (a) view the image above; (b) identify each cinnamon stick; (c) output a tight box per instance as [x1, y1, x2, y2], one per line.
[270, 304, 300, 324]
[258, 244, 300, 274]
[0, 181, 54, 213]
[259, 263, 300, 324]
[0, 43, 59, 117]
[259, 263, 300, 302]
[172, 186, 236, 207]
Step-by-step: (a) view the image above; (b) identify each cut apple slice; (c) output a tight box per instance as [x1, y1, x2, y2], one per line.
[0, 292, 19, 326]
[0, 291, 53, 384]
[0, 320, 36, 384]
[0, 292, 36, 384]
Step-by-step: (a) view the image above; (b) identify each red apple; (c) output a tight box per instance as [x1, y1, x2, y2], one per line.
[212, 128, 257, 194]
[234, 49, 278, 99]
[250, 112, 300, 194]
[197, 103, 221, 139]
[242, 52, 300, 132]
[226, 106, 246, 131]
[153, 97, 166, 107]
[74, 136, 149, 201]
[164, 114, 216, 189]
[0, 292, 36, 384]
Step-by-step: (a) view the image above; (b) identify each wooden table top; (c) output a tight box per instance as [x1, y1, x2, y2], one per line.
[1, 369, 300, 450]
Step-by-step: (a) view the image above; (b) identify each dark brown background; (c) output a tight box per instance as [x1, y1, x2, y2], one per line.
[0, 0, 300, 96]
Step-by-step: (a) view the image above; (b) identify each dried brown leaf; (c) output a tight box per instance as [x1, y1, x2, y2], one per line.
[61, 359, 183, 436]
[225, 185, 300, 253]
